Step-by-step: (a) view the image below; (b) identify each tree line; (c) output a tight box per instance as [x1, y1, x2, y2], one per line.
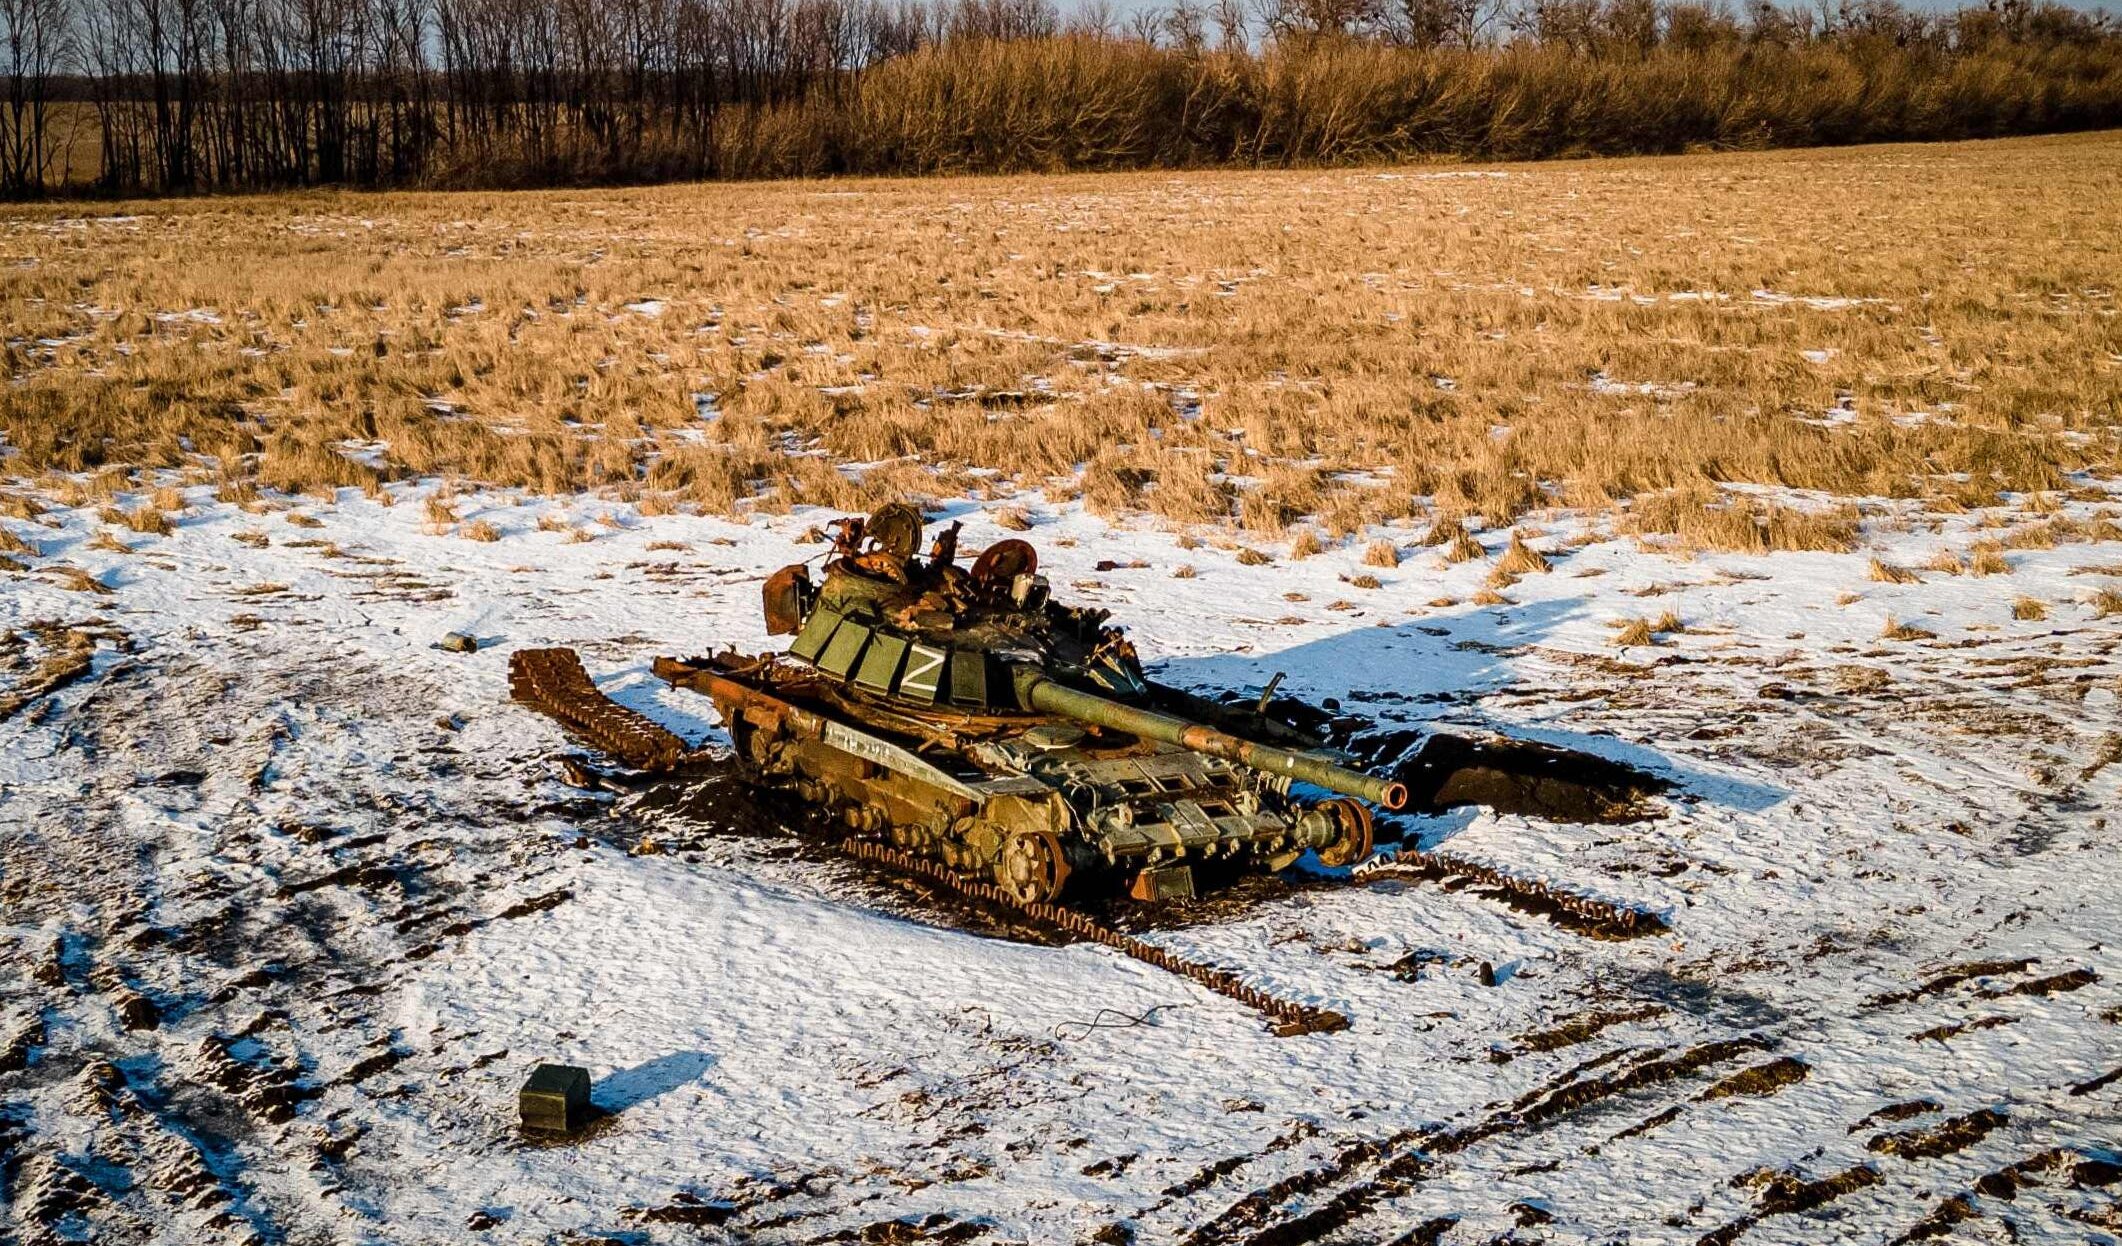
[1, 0, 2117, 197]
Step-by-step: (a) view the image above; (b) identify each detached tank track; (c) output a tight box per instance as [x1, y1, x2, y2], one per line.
[839, 838, 1351, 1038]
[509, 648, 693, 772]
[1359, 845, 1665, 938]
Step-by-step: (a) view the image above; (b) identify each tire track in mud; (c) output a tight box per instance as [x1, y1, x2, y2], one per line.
[1704, 1104, 2122, 1246]
[1157, 941, 2115, 1245]
[1161, 1033, 1777, 1246]
[1, 640, 579, 1244]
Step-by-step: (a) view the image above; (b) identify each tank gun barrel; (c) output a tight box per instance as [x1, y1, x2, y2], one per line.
[1014, 671, 1408, 810]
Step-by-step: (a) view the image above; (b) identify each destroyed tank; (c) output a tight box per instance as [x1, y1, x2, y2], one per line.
[648, 504, 1406, 904]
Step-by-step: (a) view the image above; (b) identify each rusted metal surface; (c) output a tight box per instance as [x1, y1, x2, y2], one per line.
[994, 829, 1071, 904]
[969, 538, 1037, 584]
[761, 565, 810, 636]
[839, 837, 1349, 1037]
[1314, 798, 1375, 870]
[509, 647, 691, 772]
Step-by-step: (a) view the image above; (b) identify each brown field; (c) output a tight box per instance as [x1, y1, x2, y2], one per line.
[2, 129, 2118, 553]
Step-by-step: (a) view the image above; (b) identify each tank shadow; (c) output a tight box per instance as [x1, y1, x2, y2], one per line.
[1156, 594, 1785, 819]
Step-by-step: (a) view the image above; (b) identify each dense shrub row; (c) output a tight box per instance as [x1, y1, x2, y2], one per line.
[6, 0, 2119, 196]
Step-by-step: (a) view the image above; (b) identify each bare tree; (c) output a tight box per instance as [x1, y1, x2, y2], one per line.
[1126, 4, 1162, 43]
[1069, 0, 1116, 37]
[1166, 0, 1207, 50]
[0, 0, 70, 193]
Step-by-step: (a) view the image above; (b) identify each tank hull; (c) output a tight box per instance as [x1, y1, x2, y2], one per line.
[654, 653, 1373, 903]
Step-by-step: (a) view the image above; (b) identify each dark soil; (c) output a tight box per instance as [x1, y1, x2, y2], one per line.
[1377, 732, 1671, 824]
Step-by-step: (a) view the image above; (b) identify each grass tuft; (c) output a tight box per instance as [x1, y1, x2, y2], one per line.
[1444, 528, 1486, 565]
[1880, 615, 1938, 641]
[1495, 531, 1552, 577]
[1968, 543, 2011, 576]
[42, 564, 112, 594]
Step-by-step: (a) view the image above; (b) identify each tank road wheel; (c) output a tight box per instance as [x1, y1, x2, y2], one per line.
[994, 831, 1071, 906]
[1315, 798, 1375, 869]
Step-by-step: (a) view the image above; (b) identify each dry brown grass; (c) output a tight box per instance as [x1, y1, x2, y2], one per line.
[1495, 531, 1552, 577]
[1610, 610, 1685, 646]
[40, 564, 111, 594]
[1, 493, 45, 520]
[2012, 596, 2049, 620]
[462, 519, 502, 542]
[2002, 522, 2059, 550]
[1623, 489, 1858, 555]
[1362, 539, 1400, 568]
[0, 133, 2116, 549]
[1868, 558, 1920, 584]
[424, 495, 460, 534]
[2090, 586, 2122, 618]
[1969, 542, 2012, 576]
[1611, 617, 1655, 646]
[101, 505, 171, 536]
[1880, 615, 1938, 641]
[1443, 528, 1487, 565]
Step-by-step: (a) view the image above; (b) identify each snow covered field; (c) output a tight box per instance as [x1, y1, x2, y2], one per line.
[3, 479, 2119, 1245]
